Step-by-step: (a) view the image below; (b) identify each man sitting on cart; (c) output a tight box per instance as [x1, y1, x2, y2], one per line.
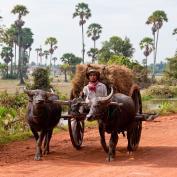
[78, 69, 107, 120]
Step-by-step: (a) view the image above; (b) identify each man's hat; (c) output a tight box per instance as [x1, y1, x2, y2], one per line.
[86, 69, 100, 79]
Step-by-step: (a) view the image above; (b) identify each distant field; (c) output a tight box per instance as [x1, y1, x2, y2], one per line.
[0, 79, 20, 94]
[0, 79, 72, 96]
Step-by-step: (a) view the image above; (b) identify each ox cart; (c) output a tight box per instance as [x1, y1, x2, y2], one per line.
[60, 64, 158, 154]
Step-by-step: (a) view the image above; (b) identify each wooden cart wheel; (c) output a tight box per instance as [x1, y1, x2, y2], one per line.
[68, 89, 85, 149]
[127, 86, 142, 151]
[68, 118, 85, 150]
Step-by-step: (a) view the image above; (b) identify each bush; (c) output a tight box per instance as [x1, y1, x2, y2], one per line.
[0, 91, 28, 109]
[142, 85, 177, 98]
[159, 102, 177, 115]
[31, 67, 52, 91]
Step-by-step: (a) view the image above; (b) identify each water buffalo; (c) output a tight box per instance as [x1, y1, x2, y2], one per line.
[25, 89, 62, 160]
[84, 86, 141, 161]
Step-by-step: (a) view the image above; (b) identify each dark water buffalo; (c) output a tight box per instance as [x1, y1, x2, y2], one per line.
[84, 87, 140, 161]
[25, 89, 62, 160]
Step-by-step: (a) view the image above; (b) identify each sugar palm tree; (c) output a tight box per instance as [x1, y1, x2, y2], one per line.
[35, 47, 41, 66]
[11, 4, 29, 84]
[73, 2, 91, 63]
[45, 37, 58, 68]
[2, 27, 16, 77]
[0, 46, 13, 77]
[38, 46, 43, 65]
[52, 57, 57, 67]
[146, 10, 168, 79]
[87, 23, 102, 49]
[43, 50, 49, 66]
[139, 37, 153, 68]
[6, 25, 18, 74]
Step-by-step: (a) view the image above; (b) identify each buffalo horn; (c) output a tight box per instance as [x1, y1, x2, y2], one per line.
[108, 102, 123, 107]
[53, 100, 71, 105]
[23, 88, 35, 96]
[97, 87, 114, 103]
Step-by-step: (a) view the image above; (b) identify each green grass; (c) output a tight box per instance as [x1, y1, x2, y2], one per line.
[141, 95, 154, 101]
[158, 101, 177, 115]
[0, 131, 32, 144]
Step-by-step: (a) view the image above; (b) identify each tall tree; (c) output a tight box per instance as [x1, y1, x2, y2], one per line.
[11, 4, 29, 84]
[60, 53, 82, 78]
[6, 25, 18, 74]
[43, 50, 49, 66]
[87, 23, 102, 49]
[60, 53, 82, 65]
[45, 37, 57, 68]
[146, 10, 168, 79]
[0, 46, 12, 77]
[73, 2, 91, 63]
[87, 48, 99, 63]
[2, 26, 17, 76]
[98, 36, 134, 63]
[35, 47, 41, 66]
[139, 37, 153, 70]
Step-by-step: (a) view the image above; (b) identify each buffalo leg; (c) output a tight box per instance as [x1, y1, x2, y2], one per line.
[98, 121, 108, 153]
[35, 130, 45, 160]
[44, 129, 53, 155]
[107, 131, 118, 162]
[30, 127, 39, 141]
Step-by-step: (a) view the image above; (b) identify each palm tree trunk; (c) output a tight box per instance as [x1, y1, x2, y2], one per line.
[94, 40, 96, 49]
[14, 43, 17, 74]
[50, 54, 52, 68]
[64, 69, 67, 82]
[152, 29, 159, 80]
[10, 57, 13, 77]
[36, 51, 39, 66]
[81, 24, 85, 63]
[45, 57, 47, 66]
[152, 33, 156, 80]
[146, 56, 148, 79]
[28, 48, 31, 63]
[18, 32, 25, 85]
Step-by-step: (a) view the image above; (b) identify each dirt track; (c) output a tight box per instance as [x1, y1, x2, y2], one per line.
[0, 114, 177, 177]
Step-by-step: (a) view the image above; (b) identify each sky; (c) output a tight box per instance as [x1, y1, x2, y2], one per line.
[0, 0, 176, 65]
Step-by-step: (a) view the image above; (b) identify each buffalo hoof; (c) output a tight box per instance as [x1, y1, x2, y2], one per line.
[34, 155, 42, 161]
[128, 151, 133, 155]
[43, 150, 49, 155]
[106, 156, 115, 162]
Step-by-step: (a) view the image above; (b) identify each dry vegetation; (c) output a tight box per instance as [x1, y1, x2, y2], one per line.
[72, 64, 133, 97]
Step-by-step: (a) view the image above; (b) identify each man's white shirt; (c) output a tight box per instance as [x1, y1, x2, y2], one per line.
[83, 82, 107, 103]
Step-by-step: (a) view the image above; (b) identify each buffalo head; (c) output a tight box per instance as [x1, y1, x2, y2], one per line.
[86, 87, 114, 120]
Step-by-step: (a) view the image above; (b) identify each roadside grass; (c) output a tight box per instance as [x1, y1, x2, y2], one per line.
[0, 121, 97, 145]
[0, 130, 32, 144]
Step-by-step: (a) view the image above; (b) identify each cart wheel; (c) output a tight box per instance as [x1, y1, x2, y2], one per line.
[127, 120, 142, 151]
[68, 118, 85, 150]
[128, 86, 142, 151]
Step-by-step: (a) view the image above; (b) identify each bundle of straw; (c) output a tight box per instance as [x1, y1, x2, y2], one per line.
[71, 64, 133, 98]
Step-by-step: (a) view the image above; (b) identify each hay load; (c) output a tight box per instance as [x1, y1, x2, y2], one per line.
[71, 64, 134, 98]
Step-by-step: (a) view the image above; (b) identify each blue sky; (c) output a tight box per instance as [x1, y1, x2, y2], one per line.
[0, 0, 176, 65]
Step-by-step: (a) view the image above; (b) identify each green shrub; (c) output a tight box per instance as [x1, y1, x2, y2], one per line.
[31, 67, 52, 91]
[159, 102, 177, 115]
[0, 91, 28, 109]
[142, 85, 177, 98]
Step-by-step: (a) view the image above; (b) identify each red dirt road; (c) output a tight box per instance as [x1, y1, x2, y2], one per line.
[0, 114, 177, 177]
